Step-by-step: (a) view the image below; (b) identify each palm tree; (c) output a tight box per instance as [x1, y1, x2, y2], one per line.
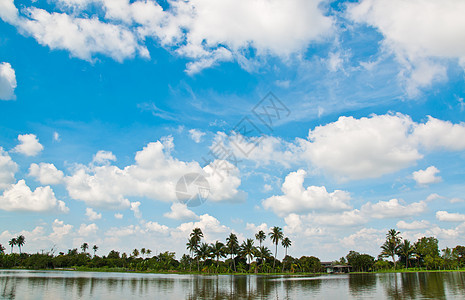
[196, 242, 211, 269]
[92, 245, 98, 257]
[0, 244, 5, 254]
[9, 238, 17, 254]
[16, 235, 25, 254]
[381, 229, 402, 269]
[255, 230, 266, 248]
[81, 243, 89, 253]
[190, 228, 204, 272]
[269, 226, 283, 270]
[186, 237, 197, 272]
[399, 240, 414, 269]
[226, 233, 239, 272]
[146, 249, 152, 258]
[240, 239, 256, 270]
[281, 237, 292, 272]
[211, 241, 226, 271]
[132, 248, 139, 258]
[141, 248, 146, 259]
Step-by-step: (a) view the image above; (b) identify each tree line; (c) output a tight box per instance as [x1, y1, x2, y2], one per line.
[0, 228, 464, 273]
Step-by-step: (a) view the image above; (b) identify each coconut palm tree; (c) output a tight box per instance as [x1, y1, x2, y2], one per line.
[211, 241, 226, 271]
[186, 237, 197, 272]
[196, 242, 211, 268]
[141, 248, 146, 259]
[0, 244, 5, 254]
[92, 245, 98, 257]
[190, 228, 204, 271]
[399, 239, 414, 269]
[16, 235, 25, 254]
[255, 230, 266, 248]
[81, 243, 89, 253]
[281, 237, 292, 272]
[381, 229, 402, 269]
[132, 248, 139, 258]
[240, 239, 256, 270]
[146, 249, 152, 258]
[269, 226, 283, 270]
[226, 233, 239, 272]
[9, 238, 17, 254]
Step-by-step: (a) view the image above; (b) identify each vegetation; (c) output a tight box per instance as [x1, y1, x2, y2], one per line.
[1, 228, 465, 274]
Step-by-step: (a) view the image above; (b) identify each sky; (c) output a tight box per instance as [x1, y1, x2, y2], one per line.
[0, 0, 465, 261]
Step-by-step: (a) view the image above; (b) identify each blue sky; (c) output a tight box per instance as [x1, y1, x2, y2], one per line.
[1, 0, 465, 260]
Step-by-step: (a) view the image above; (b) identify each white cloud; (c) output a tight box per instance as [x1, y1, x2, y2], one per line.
[85, 207, 102, 221]
[114, 213, 123, 219]
[426, 193, 444, 202]
[145, 221, 169, 234]
[300, 113, 421, 180]
[53, 132, 60, 142]
[0, 62, 17, 100]
[65, 139, 244, 209]
[29, 163, 64, 185]
[173, 214, 230, 243]
[78, 223, 98, 236]
[188, 129, 206, 143]
[262, 169, 352, 216]
[412, 166, 442, 186]
[0, 148, 18, 190]
[164, 203, 199, 220]
[436, 211, 465, 222]
[412, 166, 442, 185]
[130, 201, 142, 219]
[50, 219, 73, 240]
[396, 220, 430, 230]
[361, 198, 427, 219]
[347, 0, 465, 95]
[245, 222, 269, 234]
[450, 198, 464, 204]
[13, 134, 44, 156]
[413, 116, 465, 151]
[105, 225, 140, 237]
[1, 0, 333, 72]
[0, 180, 68, 212]
[92, 150, 116, 165]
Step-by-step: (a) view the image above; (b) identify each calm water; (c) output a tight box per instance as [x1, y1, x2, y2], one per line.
[1, 270, 464, 299]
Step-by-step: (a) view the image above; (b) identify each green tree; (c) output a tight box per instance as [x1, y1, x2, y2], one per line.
[226, 233, 239, 272]
[281, 237, 292, 272]
[190, 228, 204, 272]
[414, 237, 440, 268]
[16, 235, 25, 254]
[453, 245, 465, 267]
[240, 239, 256, 270]
[81, 243, 89, 253]
[211, 241, 226, 271]
[269, 226, 283, 270]
[141, 248, 146, 258]
[380, 229, 402, 269]
[186, 237, 197, 272]
[0, 244, 5, 254]
[196, 242, 211, 268]
[92, 245, 98, 257]
[398, 239, 414, 268]
[132, 248, 139, 258]
[255, 230, 266, 248]
[146, 249, 152, 258]
[8, 238, 17, 254]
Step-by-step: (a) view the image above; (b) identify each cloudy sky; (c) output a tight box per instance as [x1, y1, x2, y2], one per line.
[1, 0, 465, 260]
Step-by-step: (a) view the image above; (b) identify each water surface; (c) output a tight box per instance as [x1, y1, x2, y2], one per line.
[1, 270, 464, 299]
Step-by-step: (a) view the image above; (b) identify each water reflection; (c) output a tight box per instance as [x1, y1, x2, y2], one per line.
[0, 270, 464, 299]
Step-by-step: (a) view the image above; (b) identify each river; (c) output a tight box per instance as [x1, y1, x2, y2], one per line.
[1, 270, 464, 299]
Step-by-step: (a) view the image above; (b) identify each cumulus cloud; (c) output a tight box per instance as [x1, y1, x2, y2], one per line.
[361, 198, 427, 219]
[13, 134, 44, 156]
[65, 139, 244, 209]
[412, 166, 441, 186]
[262, 169, 352, 216]
[188, 129, 206, 143]
[114, 213, 123, 219]
[29, 163, 64, 185]
[347, 0, 465, 95]
[92, 150, 117, 165]
[0, 62, 17, 100]
[1, 0, 333, 72]
[164, 203, 199, 220]
[78, 223, 98, 236]
[173, 214, 230, 243]
[436, 211, 465, 222]
[0, 148, 18, 190]
[397, 220, 430, 230]
[0, 180, 68, 212]
[85, 207, 102, 221]
[49, 219, 73, 240]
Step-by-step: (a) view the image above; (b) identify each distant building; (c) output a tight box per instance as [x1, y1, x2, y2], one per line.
[321, 262, 351, 273]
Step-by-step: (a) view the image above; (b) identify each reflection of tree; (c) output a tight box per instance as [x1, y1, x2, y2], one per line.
[348, 274, 376, 297]
[380, 272, 450, 300]
[1, 277, 17, 300]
